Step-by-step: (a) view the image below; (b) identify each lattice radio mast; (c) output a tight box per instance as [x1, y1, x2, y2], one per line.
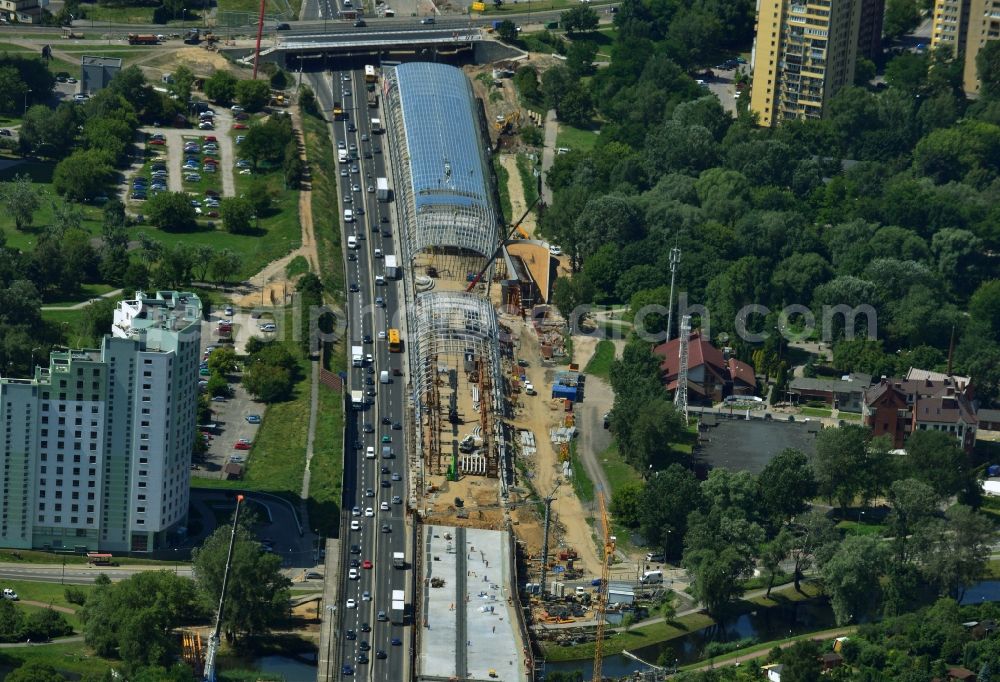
[664, 247, 681, 342]
[674, 315, 691, 420]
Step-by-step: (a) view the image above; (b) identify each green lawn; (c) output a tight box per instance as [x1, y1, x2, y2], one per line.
[41, 283, 117, 308]
[584, 339, 615, 380]
[838, 411, 862, 421]
[218, 0, 297, 18]
[300, 110, 345, 296]
[77, 3, 158, 23]
[0, 641, 114, 678]
[0, 42, 33, 52]
[836, 519, 887, 537]
[568, 440, 595, 503]
[542, 611, 715, 662]
[800, 406, 833, 418]
[493, 157, 512, 224]
[556, 122, 600, 152]
[285, 254, 309, 278]
[0, 580, 92, 609]
[479, 0, 616, 14]
[598, 441, 642, 493]
[515, 152, 539, 209]
[308, 383, 344, 535]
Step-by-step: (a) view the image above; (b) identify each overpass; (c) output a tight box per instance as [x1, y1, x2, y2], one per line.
[255, 26, 486, 60]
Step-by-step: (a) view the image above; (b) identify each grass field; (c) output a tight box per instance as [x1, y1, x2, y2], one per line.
[584, 339, 615, 380]
[300, 110, 345, 296]
[41, 283, 117, 308]
[568, 440, 595, 503]
[285, 254, 309, 279]
[308, 383, 344, 534]
[799, 406, 833, 418]
[493, 157, 512, 224]
[556, 122, 601, 152]
[542, 611, 715, 661]
[598, 442, 642, 493]
[515, 152, 539, 208]
[77, 3, 159, 23]
[0, 641, 113, 678]
[838, 411, 862, 421]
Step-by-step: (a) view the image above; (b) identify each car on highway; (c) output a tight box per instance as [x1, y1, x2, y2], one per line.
[365, 488, 375, 497]
[349, 567, 359, 579]
[360, 622, 371, 632]
[392, 495, 402, 505]
[354, 19, 367, 27]
[380, 465, 391, 474]
[346, 598, 357, 608]
[381, 523, 391, 533]
[350, 520, 361, 531]
[391, 637, 402, 646]
[362, 422, 374, 433]
[391, 472, 402, 481]
[380, 501, 389, 511]
[364, 507, 374, 517]
[362, 559, 373, 569]
[381, 435, 392, 443]
[375, 650, 386, 659]
[381, 480, 391, 488]
[349, 283, 359, 292]
[356, 653, 368, 664]
[345, 629, 356, 640]
[378, 611, 388, 622]
[420, 16, 435, 23]
[351, 544, 361, 554]
[352, 506, 361, 516]
[362, 590, 371, 601]
[362, 334, 372, 344]
[342, 664, 354, 676]
[392, 422, 402, 430]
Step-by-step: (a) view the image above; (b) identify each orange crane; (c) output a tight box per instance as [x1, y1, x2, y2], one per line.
[593, 489, 615, 682]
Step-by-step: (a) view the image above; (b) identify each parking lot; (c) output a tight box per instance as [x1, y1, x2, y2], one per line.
[192, 303, 281, 477]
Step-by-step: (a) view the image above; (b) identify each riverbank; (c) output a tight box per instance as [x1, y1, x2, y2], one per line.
[540, 582, 823, 663]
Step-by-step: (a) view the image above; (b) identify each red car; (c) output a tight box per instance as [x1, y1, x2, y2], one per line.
[362, 559, 373, 569]
[233, 122, 248, 129]
[204, 135, 217, 142]
[148, 138, 165, 145]
[234, 439, 252, 450]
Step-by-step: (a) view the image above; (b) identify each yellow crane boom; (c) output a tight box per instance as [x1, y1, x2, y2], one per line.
[593, 490, 615, 682]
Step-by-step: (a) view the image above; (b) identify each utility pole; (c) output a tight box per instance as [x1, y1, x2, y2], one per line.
[665, 247, 681, 342]
[538, 480, 561, 600]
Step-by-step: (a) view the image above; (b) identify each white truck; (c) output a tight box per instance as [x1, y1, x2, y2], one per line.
[370, 117, 382, 133]
[392, 551, 405, 568]
[376, 177, 390, 202]
[384, 254, 399, 280]
[352, 345, 363, 367]
[391, 588, 406, 624]
[351, 390, 364, 409]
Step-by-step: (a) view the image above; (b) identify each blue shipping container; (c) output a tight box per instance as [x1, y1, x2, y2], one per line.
[552, 385, 577, 400]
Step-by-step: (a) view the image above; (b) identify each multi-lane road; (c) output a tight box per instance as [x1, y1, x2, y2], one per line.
[309, 66, 410, 680]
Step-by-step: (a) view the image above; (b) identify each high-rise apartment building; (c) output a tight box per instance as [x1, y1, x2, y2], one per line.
[0, 291, 201, 553]
[749, 0, 862, 125]
[931, 0, 1000, 95]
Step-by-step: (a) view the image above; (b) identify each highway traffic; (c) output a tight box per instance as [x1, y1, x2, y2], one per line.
[310, 65, 410, 680]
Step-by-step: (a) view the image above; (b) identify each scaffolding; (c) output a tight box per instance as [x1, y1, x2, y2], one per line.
[383, 63, 501, 278]
[412, 292, 506, 485]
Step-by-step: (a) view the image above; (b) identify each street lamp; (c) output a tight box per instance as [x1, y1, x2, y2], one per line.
[174, 548, 180, 575]
[23, 88, 31, 115]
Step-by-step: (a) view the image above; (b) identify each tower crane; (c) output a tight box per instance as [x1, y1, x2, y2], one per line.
[593, 489, 615, 682]
[203, 493, 245, 682]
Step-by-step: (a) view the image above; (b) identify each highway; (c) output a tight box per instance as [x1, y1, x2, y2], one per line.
[309, 67, 410, 681]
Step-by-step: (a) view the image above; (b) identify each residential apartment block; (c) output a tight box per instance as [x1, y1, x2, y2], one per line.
[750, 0, 862, 125]
[0, 291, 201, 553]
[862, 370, 978, 452]
[931, 0, 1000, 95]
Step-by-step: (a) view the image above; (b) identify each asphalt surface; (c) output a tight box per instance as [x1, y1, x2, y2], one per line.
[310, 68, 410, 681]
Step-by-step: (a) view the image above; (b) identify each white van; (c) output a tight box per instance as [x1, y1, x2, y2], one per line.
[380, 370, 389, 384]
[344, 209, 354, 223]
[640, 570, 663, 585]
[348, 236, 357, 249]
[338, 149, 348, 163]
[366, 446, 375, 459]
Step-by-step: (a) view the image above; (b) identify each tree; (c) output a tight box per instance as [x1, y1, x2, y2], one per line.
[210, 249, 242, 284]
[820, 534, 887, 625]
[812, 424, 878, 513]
[561, 5, 599, 34]
[203, 70, 238, 105]
[639, 464, 703, 559]
[758, 449, 817, 525]
[221, 197, 256, 234]
[145, 191, 197, 231]
[780, 639, 822, 682]
[243, 362, 293, 402]
[609, 482, 644, 528]
[496, 19, 518, 42]
[886, 478, 938, 566]
[192, 513, 292, 642]
[168, 65, 195, 105]
[81, 571, 201, 668]
[684, 545, 750, 619]
[5, 661, 65, 682]
[977, 39, 1000, 99]
[207, 347, 238, 375]
[566, 40, 598, 78]
[52, 150, 115, 202]
[906, 430, 969, 500]
[883, 0, 921, 39]
[19, 102, 78, 158]
[788, 510, 838, 592]
[0, 173, 42, 231]
[760, 529, 792, 597]
[299, 84, 318, 115]
[236, 79, 272, 112]
[919, 506, 993, 598]
[969, 280, 1000, 341]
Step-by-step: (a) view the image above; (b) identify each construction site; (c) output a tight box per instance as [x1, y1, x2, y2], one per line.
[378, 54, 645, 680]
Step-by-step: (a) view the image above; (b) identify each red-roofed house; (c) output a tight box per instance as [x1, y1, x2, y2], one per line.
[863, 373, 978, 452]
[652, 333, 756, 404]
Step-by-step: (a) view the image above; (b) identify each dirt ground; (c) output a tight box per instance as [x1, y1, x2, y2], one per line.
[507, 315, 604, 579]
[500, 154, 538, 237]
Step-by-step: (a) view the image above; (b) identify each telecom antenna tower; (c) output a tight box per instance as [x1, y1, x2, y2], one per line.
[664, 247, 681, 342]
[674, 315, 691, 420]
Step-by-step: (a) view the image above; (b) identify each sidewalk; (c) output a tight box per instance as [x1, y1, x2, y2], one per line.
[540, 109, 557, 205]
